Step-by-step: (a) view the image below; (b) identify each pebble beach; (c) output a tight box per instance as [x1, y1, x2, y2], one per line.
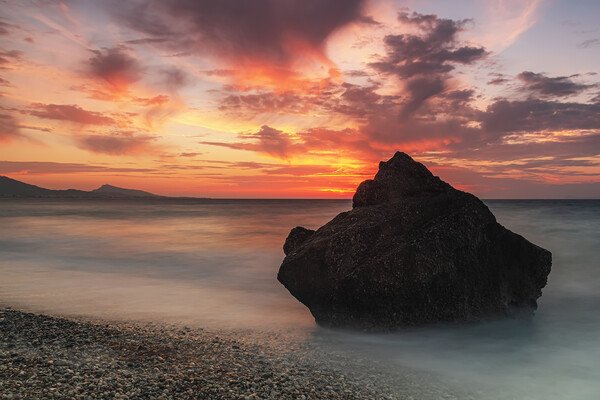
[0, 307, 464, 400]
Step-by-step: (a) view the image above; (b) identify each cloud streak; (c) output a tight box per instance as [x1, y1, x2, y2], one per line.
[518, 71, 597, 97]
[0, 160, 155, 175]
[27, 104, 116, 125]
[76, 132, 159, 155]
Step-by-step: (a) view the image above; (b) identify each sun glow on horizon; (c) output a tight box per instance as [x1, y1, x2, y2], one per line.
[0, 0, 598, 198]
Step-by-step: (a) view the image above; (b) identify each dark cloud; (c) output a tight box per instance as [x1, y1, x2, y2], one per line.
[431, 89, 481, 117]
[517, 71, 597, 97]
[219, 92, 308, 115]
[449, 132, 600, 165]
[0, 77, 11, 86]
[357, 15, 380, 25]
[340, 83, 382, 104]
[365, 98, 600, 158]
[332, 83, 400, 118]
[27, 104, 116, 125]
[429, 163, 600, 199]
[344, 70, 370, 78]
[125, 37, 169, 45]
[442, 89, 475, 102]
[486, 73, 508, 85]
[83, 49, 183, 97]
[111, 0, 367, 66]
[578, 38, 600, 49]
[370, 12, 486, 79]
[399, 77, 445, 119]
[482, 99, 600, 135]
[345, 92, 600, 165]
[369, 12, 486, 119]
[76, 132, 158, 155]
[356, 96, 600, 156]
[87, 46, 143, 89]
[488, 77, 508, 85]
[218, 82, 401, 120]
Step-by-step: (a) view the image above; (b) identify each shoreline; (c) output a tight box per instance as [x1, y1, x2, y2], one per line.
[0, 307, 464, 400]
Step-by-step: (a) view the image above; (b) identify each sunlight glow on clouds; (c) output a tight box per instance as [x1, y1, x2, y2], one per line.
[0, 0, 598, 198]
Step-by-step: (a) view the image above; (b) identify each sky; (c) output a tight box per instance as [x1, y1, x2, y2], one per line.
[0, 0, 599, 198]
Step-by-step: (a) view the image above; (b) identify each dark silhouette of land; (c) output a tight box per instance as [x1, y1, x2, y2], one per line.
[0, 176, 165, 198]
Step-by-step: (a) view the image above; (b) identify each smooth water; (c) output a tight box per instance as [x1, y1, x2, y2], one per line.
[0, 199, 348, 329]
[1, 198, 599, 398]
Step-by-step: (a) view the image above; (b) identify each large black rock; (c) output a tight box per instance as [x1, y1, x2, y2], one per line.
[277, 152, 552, 330]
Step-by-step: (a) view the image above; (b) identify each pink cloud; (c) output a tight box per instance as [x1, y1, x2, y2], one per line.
[76, 132, 158, 155]
[28, 103, 116, 125]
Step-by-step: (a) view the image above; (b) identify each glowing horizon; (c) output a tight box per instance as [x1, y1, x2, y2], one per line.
[1, 0, 599, 198]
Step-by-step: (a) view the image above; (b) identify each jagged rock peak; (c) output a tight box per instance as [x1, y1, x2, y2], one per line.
[353, 151, 452, 208]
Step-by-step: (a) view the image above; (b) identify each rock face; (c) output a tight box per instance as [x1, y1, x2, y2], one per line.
[277, 152, 552, 330]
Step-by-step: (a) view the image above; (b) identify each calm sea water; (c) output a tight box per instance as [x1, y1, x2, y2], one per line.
[1, 198, 599, 399]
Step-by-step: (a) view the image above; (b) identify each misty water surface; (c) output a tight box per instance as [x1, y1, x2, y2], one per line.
[1, 198, 599, 399]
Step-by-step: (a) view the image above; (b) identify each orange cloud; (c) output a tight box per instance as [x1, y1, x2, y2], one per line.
[116, 0, 368, 92]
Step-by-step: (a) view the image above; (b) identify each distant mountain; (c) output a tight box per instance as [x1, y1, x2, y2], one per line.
[0, 176, 88, 197]
[0, 176, 54, 197]
[0, 176, 163, 198]
[90, 184, 161, 198]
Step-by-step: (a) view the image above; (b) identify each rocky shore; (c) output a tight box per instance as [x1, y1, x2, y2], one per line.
[0, 307, 466, 400]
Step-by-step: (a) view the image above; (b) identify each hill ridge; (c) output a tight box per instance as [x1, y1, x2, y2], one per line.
[0, 176, 163, 198]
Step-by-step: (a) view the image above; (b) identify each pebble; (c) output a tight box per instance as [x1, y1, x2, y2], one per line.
[0, 308, 464, 400]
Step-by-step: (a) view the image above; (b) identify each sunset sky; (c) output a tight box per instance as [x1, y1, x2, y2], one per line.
[1, 0, 599, 198]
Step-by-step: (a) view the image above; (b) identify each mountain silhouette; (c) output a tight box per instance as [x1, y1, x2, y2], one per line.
[0, 176, 163, 198]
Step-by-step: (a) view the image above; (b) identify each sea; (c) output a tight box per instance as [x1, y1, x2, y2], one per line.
[1, 198, 599, 399]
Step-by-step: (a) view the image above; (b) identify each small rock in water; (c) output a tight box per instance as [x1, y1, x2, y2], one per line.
[278, 151, 552, 330]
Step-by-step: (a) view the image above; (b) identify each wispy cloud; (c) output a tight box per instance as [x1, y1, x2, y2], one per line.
[517, 71, 596, 97]
[76, 132, 159, 156]
[27, 104, 116, 125]
[0, 160, 155, 175]
[478, 0, 544, 52]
